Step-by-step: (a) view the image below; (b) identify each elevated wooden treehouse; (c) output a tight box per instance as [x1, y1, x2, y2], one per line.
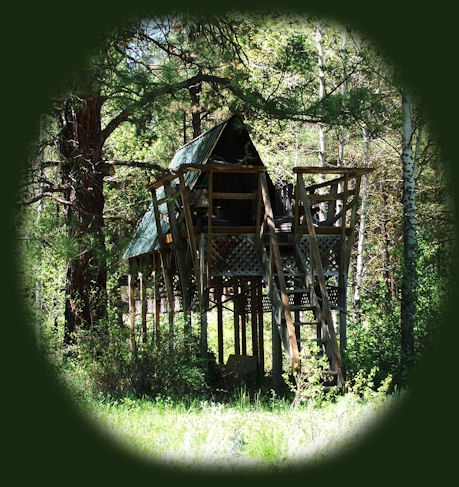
[123, 115, 371, 389]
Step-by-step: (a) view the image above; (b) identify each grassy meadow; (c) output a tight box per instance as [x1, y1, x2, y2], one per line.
[80, 389, 399, 470]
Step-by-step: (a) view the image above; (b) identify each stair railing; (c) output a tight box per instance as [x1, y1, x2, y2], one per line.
[294, 172, 344, 387]
[257, 172, 300, 371]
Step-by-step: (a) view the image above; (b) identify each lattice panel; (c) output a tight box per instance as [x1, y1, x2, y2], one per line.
[280, 254, 301, 275]
[207, 234, 262, 277]
[327, 286, 339, 307]
[298, 235, 341, 274]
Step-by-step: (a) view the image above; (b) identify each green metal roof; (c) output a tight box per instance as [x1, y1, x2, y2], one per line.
[123, 118, 229, 259]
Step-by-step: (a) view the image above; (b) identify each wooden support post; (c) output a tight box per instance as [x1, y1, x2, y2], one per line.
[179, 173, 201, 301]
[128, 268, 137, 357]
[206, 170, 214, 282]
[150, 188, 175, 339]
[272, 309, 282, 393]
[258, 281, 264, 375]
[164, 181, 191, 322]
[234, 283, 240, 356]
[294, 292, 301, 351]
[298, 175, 344, 387]
[251, 280, 259, 360]
[139, 257, 148, 344]
[216, 278, 224, 365]
[241, 280, 247, 355]
[338, 174, 349, 378]
[153, 253, 161, 348]
[260, 173, 299, 370]
[199, 234, 208, 373]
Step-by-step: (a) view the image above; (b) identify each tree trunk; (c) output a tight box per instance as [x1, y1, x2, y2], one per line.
[352, 126, 370, 322]
[188, 78, 202, 139]
[401, 88, 417, 377]
[315, 23, 326, 169]
[59, 96, 108, 346]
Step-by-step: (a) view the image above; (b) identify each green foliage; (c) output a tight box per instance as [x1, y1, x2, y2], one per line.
[283, 344, 339, 407]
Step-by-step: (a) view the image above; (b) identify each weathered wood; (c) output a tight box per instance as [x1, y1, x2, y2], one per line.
[309, 189, 355, 202]
[257, 282, 264, 375]
[241, 280, 247, 355]
[212, 192, 257, 200]
[260, 173, 300, 371]
[338, 174, 349, 369]
[305, 175, 346, 192]
[147, 164, 266, 190]
[272, 308, 282, 393]
[293, 166, 373, 175]
[150, 189, 175, 344]
[153, 253, 161, 347]
[206, 170, 214, 282]
[216, 278, 224, 364]
[199, 234, 208, 372]
[297, 175, 344, 386]
[128, 271, 137, 356]
[156, 189, 181, 206]
[202, 226, 257, 234]
[255, 176, 263, 249]
[344, 175, 362, 272]
[164, 181, 190, 316]
[233, 284, 240, 356]
[139, 264, 147, 344]
[179, 174, 201, 305]
[250, 280, 259, 360]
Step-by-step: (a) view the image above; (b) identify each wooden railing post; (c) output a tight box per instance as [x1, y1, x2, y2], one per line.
[297, 175, 344, 386]
[260, 173, 300, 371]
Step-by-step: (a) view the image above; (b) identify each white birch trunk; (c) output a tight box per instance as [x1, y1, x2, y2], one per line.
[401, 88, 417, 376]
[352, 126, 370, 322]
[34, 116, 44, 349]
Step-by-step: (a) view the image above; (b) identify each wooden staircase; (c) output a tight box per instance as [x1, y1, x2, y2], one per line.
[257, 172, 344, 388]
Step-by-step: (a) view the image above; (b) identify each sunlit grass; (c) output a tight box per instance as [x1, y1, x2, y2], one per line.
[83, 391, 398, 469]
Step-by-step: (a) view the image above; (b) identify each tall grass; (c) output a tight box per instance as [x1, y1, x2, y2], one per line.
[83, 389, 398, 470]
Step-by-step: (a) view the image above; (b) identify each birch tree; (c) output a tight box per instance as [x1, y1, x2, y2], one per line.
[400, 87, 416, 377]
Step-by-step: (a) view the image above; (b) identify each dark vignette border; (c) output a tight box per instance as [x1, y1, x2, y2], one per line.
[3, 0, 458, 484]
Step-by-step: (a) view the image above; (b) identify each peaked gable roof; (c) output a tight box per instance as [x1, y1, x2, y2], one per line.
[123, 115, 247, 259]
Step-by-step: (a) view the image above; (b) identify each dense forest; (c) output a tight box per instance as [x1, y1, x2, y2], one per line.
[15, 10, 455, 464]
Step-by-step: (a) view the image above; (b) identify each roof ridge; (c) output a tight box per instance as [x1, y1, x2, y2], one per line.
[168, 114, 235, 164]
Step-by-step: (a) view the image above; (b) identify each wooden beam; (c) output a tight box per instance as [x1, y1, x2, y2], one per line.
[305, 175, 346, 192]
[293, 166, 373, 175]
[241, 280, 247, 355]
[256, 175, 263, 249]
[150, 189, 175, 321]
[146, 164, 266, 190]
[260, 172, 300, 371]
[257, 281, 264, 375]
[212, 192, 257, 200]
[199, 234, 208, 372]
[179, 174, 201, 304]
[164, 181, 191, 316]
[251, 280, 259, 360]
[153, 253, 161, 348]
[234, 284, 240, 356]
[128, 271, 137, 357]
[206, 170, 214, 282]
[216, 279, 224, 365]
[344, 175, 362, 272]
[139, 263, 147, 344]
[309, 189, 355, 202]
[297, 175, 344, 386]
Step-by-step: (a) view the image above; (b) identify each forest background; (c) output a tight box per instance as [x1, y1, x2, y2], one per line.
[3, 0, 459, 484]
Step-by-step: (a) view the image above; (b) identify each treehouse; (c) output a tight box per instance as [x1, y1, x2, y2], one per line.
[123, 115, 372, 389]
